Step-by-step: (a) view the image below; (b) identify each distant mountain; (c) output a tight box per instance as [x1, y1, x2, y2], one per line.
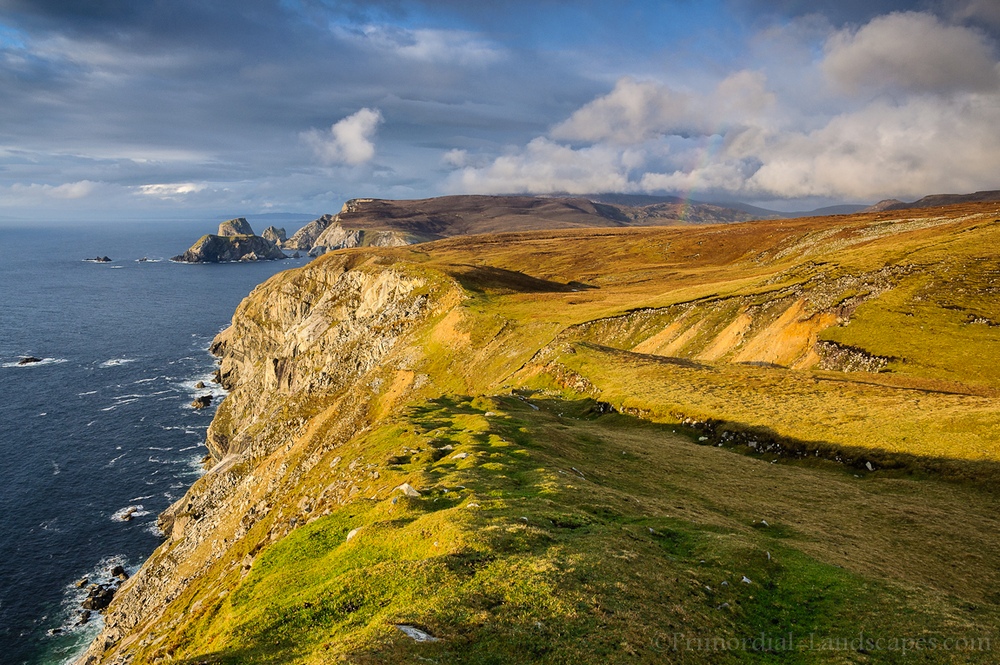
[863, 190, 1000, 213]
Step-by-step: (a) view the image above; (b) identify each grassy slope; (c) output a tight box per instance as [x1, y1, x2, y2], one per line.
[169, 396, 999, 664]
[129, 203, 1000, 664]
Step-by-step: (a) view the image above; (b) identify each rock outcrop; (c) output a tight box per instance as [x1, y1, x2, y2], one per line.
[282, 214, 336, 250]
[217, 217, 255, 237]
[171, 234, 287, 263]
[261, 225, 287, 245]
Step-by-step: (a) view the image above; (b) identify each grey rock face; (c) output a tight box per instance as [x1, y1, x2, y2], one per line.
[217, 218, 255, 237]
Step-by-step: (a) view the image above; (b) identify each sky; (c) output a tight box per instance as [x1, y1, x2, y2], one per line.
[1, 0, 999, 222]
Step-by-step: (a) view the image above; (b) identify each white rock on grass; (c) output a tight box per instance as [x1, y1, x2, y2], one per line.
[346, 527, 361, 542]
[396, 624, 439, 642]
[397, 483, 421, 497]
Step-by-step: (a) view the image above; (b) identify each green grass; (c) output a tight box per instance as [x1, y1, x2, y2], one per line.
[152, 396, 999, 664]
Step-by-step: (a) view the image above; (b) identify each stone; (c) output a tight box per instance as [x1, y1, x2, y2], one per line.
[397, 483, 420, 497]
[191, 395, 213, 409]
[395, 625, 439, 642]
[82, 585, 115, 611]
[195, 381, 206, 389]
[17, 356, 42, 365]
[110, 565, 128, 581]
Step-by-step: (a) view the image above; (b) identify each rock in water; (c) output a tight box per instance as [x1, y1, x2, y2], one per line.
[217, 217, 255, 237]
[191, 395, 213, 409]
[262, 225, 287, 245]
[171, 234, 287, 263]
[17, 356, 42, 365]
[195, 381, 206, 389]
[82, 585, 115, 611]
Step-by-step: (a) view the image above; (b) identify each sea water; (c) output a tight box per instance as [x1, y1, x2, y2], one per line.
[0, 221, 309, 664]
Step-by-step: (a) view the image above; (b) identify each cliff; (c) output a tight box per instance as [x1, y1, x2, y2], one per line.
[81, 201, 1000, 664]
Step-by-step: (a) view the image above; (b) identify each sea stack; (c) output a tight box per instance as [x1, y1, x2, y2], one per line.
[172, 217, 288, 263]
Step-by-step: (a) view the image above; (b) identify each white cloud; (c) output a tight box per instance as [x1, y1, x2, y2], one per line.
[136, 182, 207, 198]
[302, 108, 384, 165]
[823, 12, 1000, 95]
[8, 180, 101, 199]
[451, 25, 1000, 204]
[551, 72, 776, 145]
[448, 137, 636, 194]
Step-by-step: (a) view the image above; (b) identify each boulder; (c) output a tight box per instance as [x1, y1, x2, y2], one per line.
[217, 217, 254, 237]
[17, 356, 42, 365]
[195, 381, 206, 389]
[82, 585, 115, 611]
[191, 395, 213, 409]
[110, 565, 129, 581]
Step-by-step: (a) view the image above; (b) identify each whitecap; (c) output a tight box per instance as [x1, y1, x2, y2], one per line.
[148, 447, 173, 451]
[106, 453, 126, 466]
[129, 494, 155, 501]
[100, 405, 117, 412]
[51, 461, 60, 475]
[99, 358, 137, 368]
[78, 390, 98, 396]
[111, 505, 149, 522]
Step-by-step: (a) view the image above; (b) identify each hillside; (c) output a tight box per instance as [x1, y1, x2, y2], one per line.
[866, 190, 1000, 213]
[284, 195, 786, 257]
[81, 201, 1000, 664]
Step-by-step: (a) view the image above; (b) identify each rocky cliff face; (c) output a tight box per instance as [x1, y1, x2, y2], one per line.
[77, 253, 453, 664]
[283, 214, 336, 250]
[261, 225, 287, 245]
[217, 217, 255, 237]
[308, 224, 412, 256]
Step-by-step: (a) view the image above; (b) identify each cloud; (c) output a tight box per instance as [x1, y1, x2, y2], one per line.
[551, 72, 776, 144]
[8, 179, 101, 199]
[823, 12, 1000, 94]
[136, 182, 207, 198]
[450, 9, 1000, 204]
[302, 108, 384, 165]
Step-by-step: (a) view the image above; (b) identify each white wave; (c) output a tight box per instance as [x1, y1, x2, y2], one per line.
[2, 357, 68, 368]
[99, 358, 137, 368]
[51, 461, 60, 475]
[148, 446, 173, 451]
[109, 266, 123, 269]
[78, 390, 98, 396]
[86, 420, 96, 427]
[39, 412, 47, 417]
[106, 453, 126, 466]
[111, 505, 149, 522]
[100, 405, 117, 412]
[178, 445, 201, 452]
[129, 494, 155, 501]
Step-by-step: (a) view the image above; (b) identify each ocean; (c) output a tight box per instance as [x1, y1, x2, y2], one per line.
[0, 221, 308, 664]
